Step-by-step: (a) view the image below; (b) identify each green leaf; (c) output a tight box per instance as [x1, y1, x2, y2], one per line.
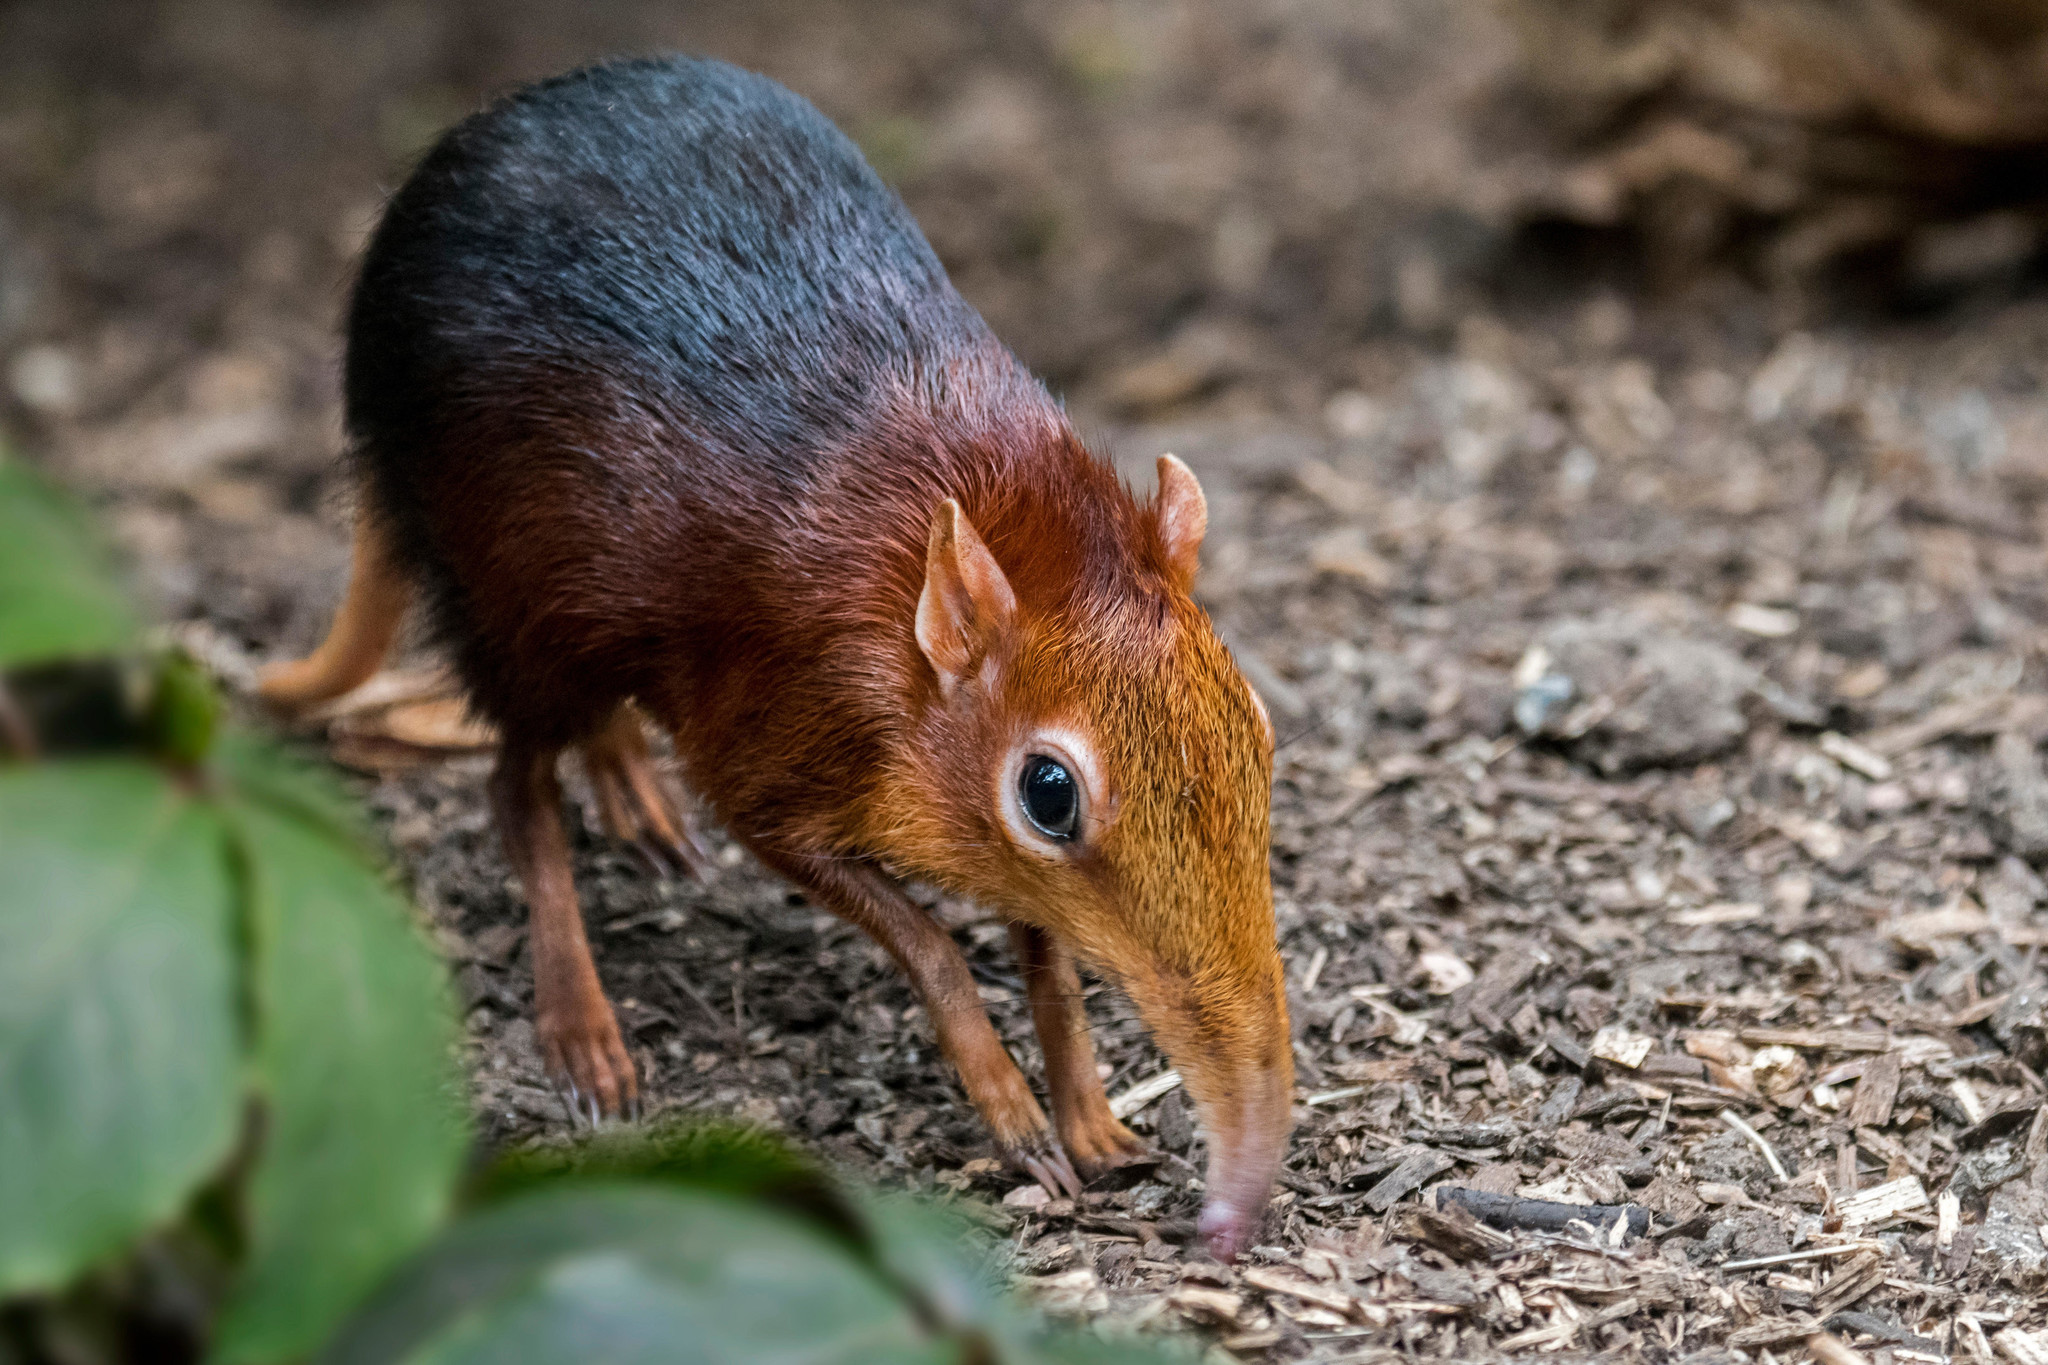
[472, 1121, 858, 1242]
[147, 651, 222, 767]
[209, 727, 374, 852]
[210, 798, 468, 1365]
[856, 1195, 1187, 1365]
[323, 1185, 953, 1365]
[0, 461, 134, 668]
[0, 761, 241, 1294]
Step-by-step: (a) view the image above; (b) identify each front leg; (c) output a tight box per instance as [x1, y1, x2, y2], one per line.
[751, 847, 1080, 1197]
[1010, 923, 1145, 1175]
[492, 739, 637, 1125]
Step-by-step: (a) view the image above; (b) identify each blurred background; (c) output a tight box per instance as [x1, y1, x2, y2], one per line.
[9, 0, 2048, 643]
[7, 2, 2048, 1356]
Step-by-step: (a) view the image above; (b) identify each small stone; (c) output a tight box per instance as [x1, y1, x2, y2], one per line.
[1537, 613, 1755, 772]
[6, 343, 80, 415]
[1728, 603, 1800, 637]
[1418, 950, 1475, 995]
[1004, 1182, 1052, 1210]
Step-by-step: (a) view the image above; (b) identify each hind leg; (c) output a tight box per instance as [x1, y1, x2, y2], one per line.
[258, 506, 410, 712]
[492, 737, 637, 1124]
[579, 703, 714, 878]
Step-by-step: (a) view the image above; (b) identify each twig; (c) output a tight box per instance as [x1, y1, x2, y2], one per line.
[1721, 1242, 1886, 1273]
[657, 962, 741, 1040]
[1434, 1187, 1649, 1241]
[1303, 1084, 1369, 1107]
[1721, 1108, 1789, 1181]
[1107, 1068, 1182, 1120]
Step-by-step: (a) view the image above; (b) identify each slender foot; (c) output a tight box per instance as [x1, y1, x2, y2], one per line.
[536, 973, 637, 1124]
[1011, 923, 1148, 1179]
[493, 739, 640, 1123]
[751, 848, 1078, 1194]
[581, 705, 714, 878]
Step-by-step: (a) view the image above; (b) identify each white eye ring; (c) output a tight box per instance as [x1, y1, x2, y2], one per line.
[998, 728, 1105, 857]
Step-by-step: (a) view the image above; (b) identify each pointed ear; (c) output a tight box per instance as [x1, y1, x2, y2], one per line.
[1156, 453, 1207, 583]
[916, 499, 1017, 695]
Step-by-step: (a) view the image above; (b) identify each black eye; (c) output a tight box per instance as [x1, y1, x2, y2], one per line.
[1019, 755, 1079, 841]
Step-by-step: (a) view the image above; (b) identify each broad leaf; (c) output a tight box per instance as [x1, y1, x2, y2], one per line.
[473, 1121, 859, 1243]
[0, 461, 134, 667]
[210, 801, 467, 1364]
[209, 728, 374, 853]
[0, 762, 240, 1293]
[323, 1185, 951, 1365]
[858, 1195, 1186, 1365]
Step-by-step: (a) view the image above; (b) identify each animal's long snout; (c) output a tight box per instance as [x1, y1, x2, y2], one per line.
[1188, 1052, 1294, 1261]
[1133, 952, 1294, 1261]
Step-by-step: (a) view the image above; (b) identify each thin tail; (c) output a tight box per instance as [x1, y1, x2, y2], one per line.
[257, 505, 410, 712]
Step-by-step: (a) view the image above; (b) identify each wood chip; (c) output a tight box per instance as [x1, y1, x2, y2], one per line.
[1738, 1027, 1891, 1052]
[1167, 1284, 1244, 1326]
[1242, 1265, 1356, 1316]
[1387, 1201, 1512, 1261]
[1815, 1251, 1889, 1317]
[1496, 1317, 1581, 1352]
[1591, 1024, 1655, 1069]
[1960, 1102, 2045, 1150]
[1005, 1183, 1051, 1210]
[1891, 905, 1994, 951]
[1417, 949, 1474, 994]
[1362, 1148, 1457, 1213]
[1668, 901, 1764, 927]
[1730, 602, 1800, 636]
[1864, 689, 2014, 756]
[1107, 1068, 1181, 1120]
[1847, 1051, 1902, 1128]
[1855, 1126, 1929, 1176]
[1998, 1329, 2048, 1365]
[1820, 731, 1894, 781]
[1834, 1175, 1929, 1228]
[1686, 1030, 1754, 1065]
[1435, 1186, 1648, 1240]
[1303, 1084, 1368, 1107]
[1545, 1030, 1593, 1070]
[1729, 1317, 1827, 1349]
[1809, 1332, 1877, 1365]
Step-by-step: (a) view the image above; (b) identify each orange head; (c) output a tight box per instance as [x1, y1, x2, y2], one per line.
[881, 452, 1293, 1260]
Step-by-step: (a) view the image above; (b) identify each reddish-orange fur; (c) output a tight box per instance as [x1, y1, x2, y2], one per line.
[268, 55, 1293, 1258]
[269, 379, 1293, 1253]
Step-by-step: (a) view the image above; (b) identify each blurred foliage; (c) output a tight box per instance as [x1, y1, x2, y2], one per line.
[0, 452, 1179, 1364]
[0, 456, 468, 1363]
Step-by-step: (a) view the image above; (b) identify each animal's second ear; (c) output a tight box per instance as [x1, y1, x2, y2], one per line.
[916, 499, 1017, 695]
[1156, 453, 1206, 584]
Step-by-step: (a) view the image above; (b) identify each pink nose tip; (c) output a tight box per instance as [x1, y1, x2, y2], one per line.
[1197, 1199, 1251, 1263]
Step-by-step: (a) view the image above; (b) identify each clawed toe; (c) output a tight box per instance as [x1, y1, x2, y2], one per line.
[581, 718, 715, 883]
[541, 1008, 640, 1130]
[1007, 1134, 1083, 1199]
[1065, 1116, 1148, 1178]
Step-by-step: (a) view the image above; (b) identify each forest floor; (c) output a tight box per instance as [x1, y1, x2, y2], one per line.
[4, 2, 2048, 1361]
